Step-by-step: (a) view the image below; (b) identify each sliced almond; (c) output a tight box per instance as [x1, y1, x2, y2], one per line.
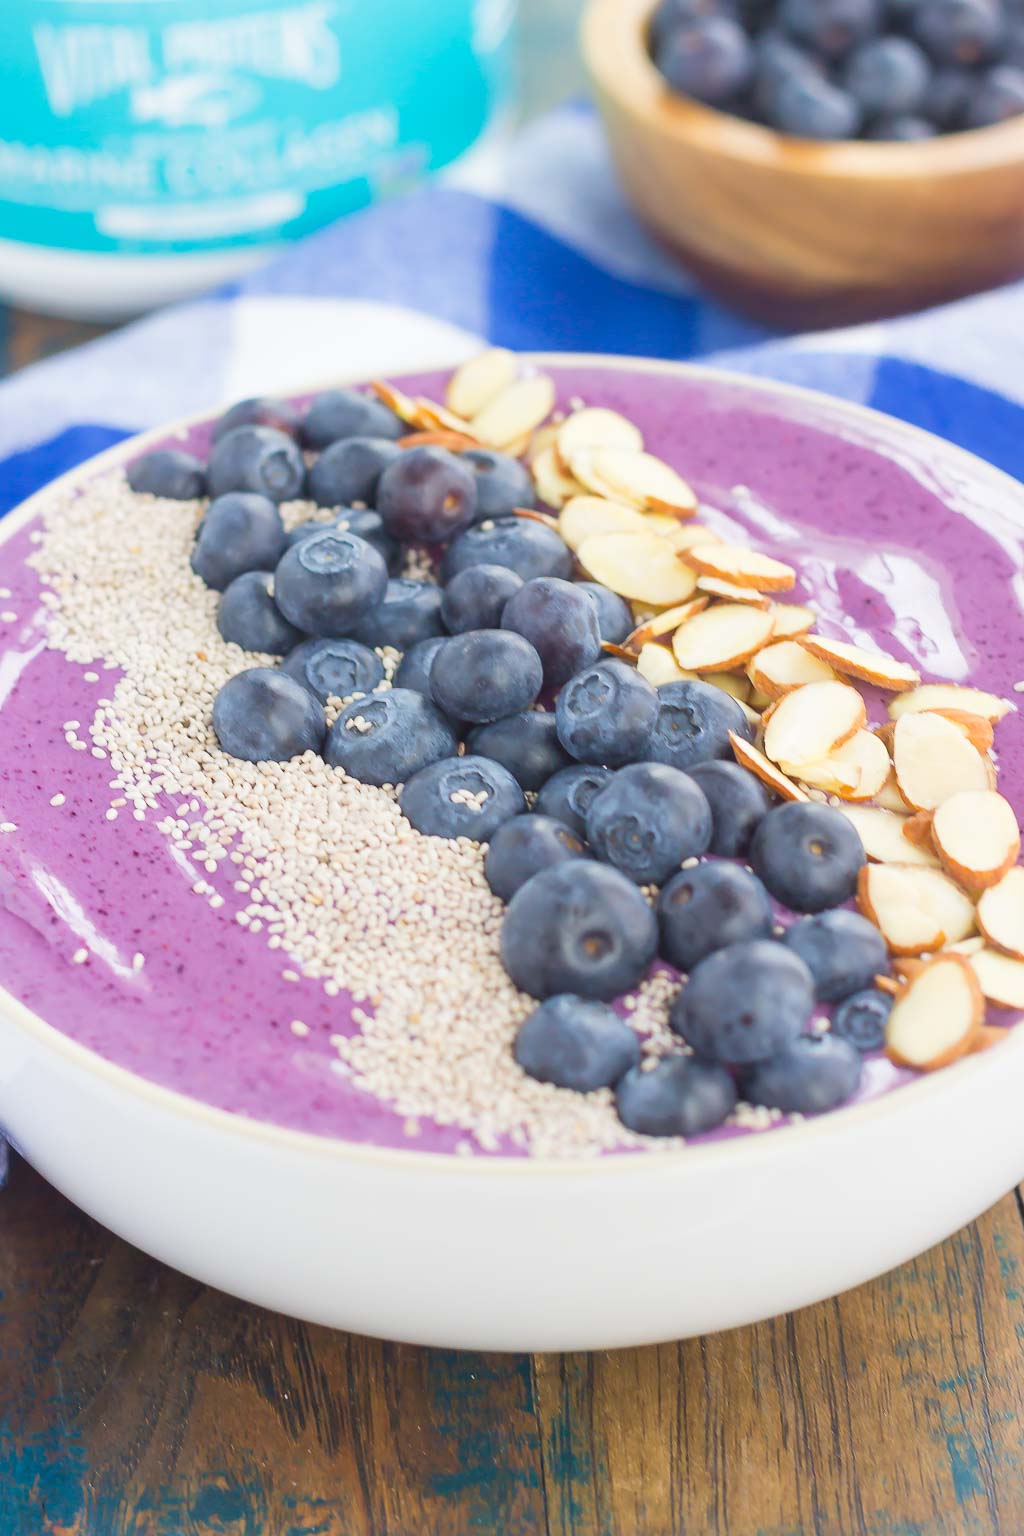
[526, 422, 560, 466]
[813, 729, 891, 803]
[968, 946, 1024, 1010]
[971, 1024, 1010, 1053]
[472, 375, 555, 450]
[748, 640, 838, 700]
[770, 603, 816, 640]
[892, 712, 993, 811]
[946, 935, 988, 956]
[412, 397, 479, 438]
[532, 447, 586, 509]
[704, 670, 752, 704]
[901, 810, 935, 852]
[873, 769, 909, 813]
[571, 448, 697, 519]
[873, 721, 896, 753]
[748, 686, 773, 712]
[763, 681, 866, 770]
[672, 604, 775, 673]
[799, 635, 920, 692]
[624, 596, 709, 652]
[890, 684, 1012, 724]
[927, 708, 995, 754]
[784, 757, 861, 794]
[371, 378, 419, 424]
[558, 495, 648, 551]
[682, 543, 796, 593]
[884, 953, 984, 1070]
[446, 348, 518, 419]
[636, 642, 692, 687]
[398, 428, 479, 452]
[556, 408, 643, 468]
[837, 805, 940, 868]
[660, 521, 723, 552]
[976, 866, 1024, 959]
[729, 732, 807, 802]
[577, 531, 699, 606]
[931, 790, 1020, 892]
[514, 507, 560, 532]
[857, 864, 976, 954]
[696, 576, 771, 607]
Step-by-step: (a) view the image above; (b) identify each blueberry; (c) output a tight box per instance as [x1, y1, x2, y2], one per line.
[308, 437, 402, 509]
[280, 638, 384, 703]
[556, 659, 658, 767]
[922, 64, 976, 125]
[687, 759, 771, 856]
[655, 15, 754, 105]
[325, 688, 457, 787]
[1007, 16, 1024, 66]
[441, 564, 524, 633]
[515, 995, 641, 1092]
[301, 388, 403, 450]
[832, 987, 893, 1051]
[393, 635, 447, 696]
[842, 35, 929, 114]
[213, 667, 325, 763]
[865, 112, 937, 137]
[750, 801, 865, 913]
[501, 861, 658, 1001]
[127, 449, 206, 500]
[534, 764, 616, 838]
[782, 910, 888, 1001]
[779, 0, 882, 60]
[207, 426, 306, 504]
[441, 515, 573, 584]
[649, 0, 722, 52]
[647, 679, 752, 772]
[284, 509, 401, 575]
[273, 530, 388, 638]
[217, 571, 303, 655]
[350, 578, 445, 650]
[576, 581, 634, 644]
[585, 762, 711, 886]
[913, 0, 1000, 65]
[502, 577, 602, 690]
[400, 755, 525, 840]
[485, 815, 586, 901]
[658, 862, 773, 971]
[211, 396, 299, 443]
[752, 28, 824, 119]
[770, 71, 863, 136]
[191, 492, 285, 591]
[740, 1033, 863, 1114]
[671, 939, 814, 1064]
[377, 446, 477, 544]
[430, 630, 543, 724]
[467, 711, 572, 792]
[462, 448, 535, 520]
[616, 1056, 737, 1137]
[965, 64, 1024, 125]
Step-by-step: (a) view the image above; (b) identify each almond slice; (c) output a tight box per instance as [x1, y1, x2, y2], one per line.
[799, 635, 920, 692]
[659, 521, 722, 552]
[770, 603, 816, 640]
[370, 378, 419, 424]
[976, 866, 1024, 959]
[445, 348, 518, 419]
[558, 495, 649, 551]
[931, 790, 1020, 892]
[624, 596, 709, 652]
[748, 640, 838, 700]
[571, 447, 697, 518]
[696, 575, 771, 607]
[729, 732, 808, 802]
[526, 422, 560, 465]
[703, 671, 752, 704]
[892, 712, 993, 811]
[902, 810, 935, 848]
[533, 448, 586, 510]
[672, 604, 775, 673]
[873, 770, 909, 813]
[763, 681, 866, 769]
[472, 375, 555, 449]
[812, 729, 890, 803]
[748, 686, 773, 712]
[889, 684, 1012, 724]
[884, 953, 984, 1070]
[946, 936, 988, 956]
[837, 806, 940, 868]
[782, 757, 861, 794]
[968, 946, 1024, 1009]
[636, 642, 693, 687]
[577, 531, 699, 606]
[411, 397, 479, 438]
[556, 408, 643, 468]
[398, 429, 479, 452]
[927, 708, 995, 754]
[858, 863, 976, 953]
[682, 543, 796, 593]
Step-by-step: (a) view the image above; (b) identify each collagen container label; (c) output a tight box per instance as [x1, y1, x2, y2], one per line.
[0, 0, 514, 254]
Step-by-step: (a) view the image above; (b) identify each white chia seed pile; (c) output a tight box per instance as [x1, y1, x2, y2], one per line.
[29, 472, 783, 1157]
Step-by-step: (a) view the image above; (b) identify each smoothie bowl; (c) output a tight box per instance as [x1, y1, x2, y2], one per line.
[1, 353, 1023, 1351]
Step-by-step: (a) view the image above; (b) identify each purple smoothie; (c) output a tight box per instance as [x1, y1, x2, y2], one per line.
[0, 362, 1021, 1156]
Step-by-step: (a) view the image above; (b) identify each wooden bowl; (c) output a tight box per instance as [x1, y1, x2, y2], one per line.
[582, 0, 1024, 326]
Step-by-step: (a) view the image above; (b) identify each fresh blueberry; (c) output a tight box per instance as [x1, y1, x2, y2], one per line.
[191, 492, 285, 591]
[501, 860, 658, 1001]
[750, 801, 865, 912]
[965, 64, 1024, 125]
[576, 582, 634, 644]
[516, 995, 641, 1092]
[779, 0, 882, 60]
[273, 530, 388, 638]
[585, 762, 711, 886]
[655, 15, 754, 105]
[832, 987, 893, 1051]
[485, 815, 587, 901]
[1007, 16, 1024, 67]
[616, 1056, 737, 1137]
[350, 578, 445, 650]
[393, 635, 447, 696]
[217, 571, 303, 655]
[842, 35, 929, 115]
[440, 515, 573, 584]
[650, 0, 722, 52]
[782, 910, 889, 1001]
[865, 112, 937, 136]
[922, 64, 977, 125]
[213, 667, 325, 763]
[913, 0, 1001, 65]
[556, 660, 658, 767]
[400, 755, 525, 840]
[534, 764, 616, 838]
[325, 688, 457, 787]
[441, 564, 524, 633]
[430, 630, 543, 724]
[211, 396, 300, 443]
[502, 577, 603, 690]
[647, 679, 752, 772]
[300, 388, 404, 450]
[687, 759, 772, 856]
[280, 638, 384, 703]
[740, 1033, 863, 1113]
[377, 446, 477, 544]
[770, 70, 863, 136]
[462, 448, 535, 521]
[284, 508, 402, 575]
[670, 939, 814, 1064]
[207, 426, 306, 504]
[658, 862, 773, 971]
[467, 711, 572, 792]
[751, 28, 824, 119]
[307, 437, 402, 509]
[127, 449, 206, 500]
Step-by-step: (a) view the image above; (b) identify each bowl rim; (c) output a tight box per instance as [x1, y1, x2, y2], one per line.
[4, 348, 1024, 1179]
[582, 0, 1024, 178]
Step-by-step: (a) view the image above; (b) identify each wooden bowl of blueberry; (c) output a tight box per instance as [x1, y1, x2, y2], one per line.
[583, 0, 1024, 325]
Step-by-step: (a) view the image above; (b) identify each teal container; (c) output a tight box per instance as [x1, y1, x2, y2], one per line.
[0, 0, 515, 316]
